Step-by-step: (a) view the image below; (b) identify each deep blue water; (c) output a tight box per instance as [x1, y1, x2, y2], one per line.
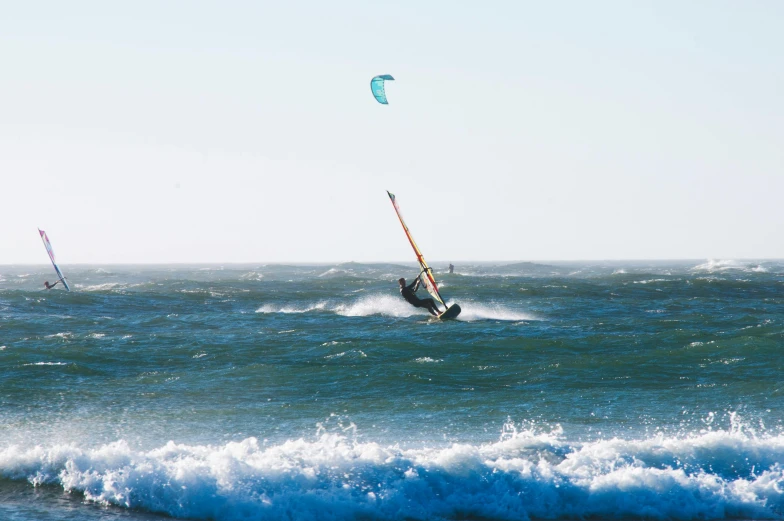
[1, 260, 783, 520]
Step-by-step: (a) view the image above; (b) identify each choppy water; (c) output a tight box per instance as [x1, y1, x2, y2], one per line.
[1, 260, 783, 520]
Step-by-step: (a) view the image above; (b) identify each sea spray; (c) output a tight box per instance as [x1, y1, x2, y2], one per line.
[2, 418, 784, 520]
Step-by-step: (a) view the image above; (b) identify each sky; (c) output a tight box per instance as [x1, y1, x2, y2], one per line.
[1, 0, 782, 264]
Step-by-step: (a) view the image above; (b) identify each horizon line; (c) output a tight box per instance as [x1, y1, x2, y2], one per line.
[2, 258, 782, 267]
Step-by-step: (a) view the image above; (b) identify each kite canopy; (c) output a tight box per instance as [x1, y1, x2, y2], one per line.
[370, 74, 395, 104]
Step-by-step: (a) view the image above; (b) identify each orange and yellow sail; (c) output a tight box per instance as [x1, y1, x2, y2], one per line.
[386, 191, 445, 306]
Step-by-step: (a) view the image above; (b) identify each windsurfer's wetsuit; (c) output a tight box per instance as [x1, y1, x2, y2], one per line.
[400, 278, 441, 317]
[44, 280, 61, 290]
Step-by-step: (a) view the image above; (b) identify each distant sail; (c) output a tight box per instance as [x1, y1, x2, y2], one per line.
[386, 191, 444, 306]
[370, 75, 395, 105]
[38, 229, 71, 291]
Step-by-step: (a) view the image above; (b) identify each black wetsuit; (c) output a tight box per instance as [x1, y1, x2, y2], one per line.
[400, 278, 440, 316]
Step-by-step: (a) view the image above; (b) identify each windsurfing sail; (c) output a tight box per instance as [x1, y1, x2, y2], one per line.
[370, 75, 395, 104]
[386, 191, 445, 307]
[38, 229, 71, 291]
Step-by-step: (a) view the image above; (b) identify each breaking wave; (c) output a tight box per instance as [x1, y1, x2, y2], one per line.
[2, 419, 784, 521]
[692, 260, 769, 273]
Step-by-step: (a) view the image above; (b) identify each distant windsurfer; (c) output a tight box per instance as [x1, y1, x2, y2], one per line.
[448, 264, 454, 274]
[44, 279, 62, 290]
[398, 277, 441, 317]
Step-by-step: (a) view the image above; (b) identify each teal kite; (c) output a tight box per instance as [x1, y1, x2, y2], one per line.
[370, 75, 395, 104]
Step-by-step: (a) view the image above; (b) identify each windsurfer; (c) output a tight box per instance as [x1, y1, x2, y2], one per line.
[44, 280, 62, 290]
[398, 277, 441, 316]
[448, 264, 454, 274]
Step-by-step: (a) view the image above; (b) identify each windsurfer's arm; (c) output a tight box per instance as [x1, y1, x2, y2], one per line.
[408, 278, 421, 292]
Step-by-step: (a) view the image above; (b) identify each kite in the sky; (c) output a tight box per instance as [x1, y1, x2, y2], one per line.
[370, 75, 395, 104]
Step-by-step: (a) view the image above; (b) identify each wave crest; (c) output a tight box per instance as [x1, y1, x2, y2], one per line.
[692, 260, 769, 273]
[2, 422, 784, 521]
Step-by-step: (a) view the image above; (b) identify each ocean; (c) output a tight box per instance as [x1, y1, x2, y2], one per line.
[0, 260, 782, 521]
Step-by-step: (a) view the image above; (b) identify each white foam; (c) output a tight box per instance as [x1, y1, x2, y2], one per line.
[45, 332, 72, 339]
[454, 302, 538, 322]
[22, 362, 68, 366]
[692, 259, 768, 273]
[334, 294, 419, 317]
[256, 295, 419, 318]
[414, 357, 442, 363]
[324, 350, 367, 360]
[318, 268, 350, 278]
[255, 295, 537, 321]
[1, 421, 784, 521]
[255, 301, 329, 314]
[76, 282, 128, 291]
[633, 278, 670, 284]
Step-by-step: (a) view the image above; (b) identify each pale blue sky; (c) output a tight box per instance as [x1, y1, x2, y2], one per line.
[1, 1, 782, 263]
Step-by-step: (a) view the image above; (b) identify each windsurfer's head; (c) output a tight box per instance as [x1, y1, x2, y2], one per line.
[398, 278, 405, 286]
[44, 281, 50, 288]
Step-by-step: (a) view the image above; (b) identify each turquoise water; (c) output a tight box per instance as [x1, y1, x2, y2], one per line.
[1, 261, 783, 520]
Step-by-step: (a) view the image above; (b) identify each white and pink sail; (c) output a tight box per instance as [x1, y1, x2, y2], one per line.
[39, 229, 71, 291]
